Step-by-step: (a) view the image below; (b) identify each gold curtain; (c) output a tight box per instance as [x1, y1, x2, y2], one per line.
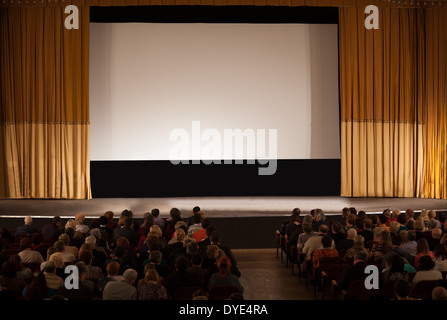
[0, 6, 91, 199]
[339, 6, 447, 199]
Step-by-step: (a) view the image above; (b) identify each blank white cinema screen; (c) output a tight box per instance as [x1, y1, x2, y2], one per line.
[89, 23, 340, 161]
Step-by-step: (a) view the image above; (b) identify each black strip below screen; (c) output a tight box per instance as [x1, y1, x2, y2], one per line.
[90, 159, 340, 198]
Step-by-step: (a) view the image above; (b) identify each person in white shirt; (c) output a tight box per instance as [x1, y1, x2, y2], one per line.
[18, 237, 44, 264]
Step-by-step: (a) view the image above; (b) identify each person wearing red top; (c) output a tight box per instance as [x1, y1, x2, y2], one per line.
[312, 235, 339, 269]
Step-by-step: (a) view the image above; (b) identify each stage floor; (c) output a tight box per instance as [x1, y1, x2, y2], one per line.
[1, 196, 447, 219]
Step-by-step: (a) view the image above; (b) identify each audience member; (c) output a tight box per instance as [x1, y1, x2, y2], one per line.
[112, 217, 139, 247]
[427, 227, 442, 251]
[53, 240, 76, 265]
[414, 238, 434, 270]
[188, 212, 204, 238]
[371, 230, 393, 265]
[165, 256, 201, 299]
[75, 213, 90, 234]
[0, 260, 27, 299]
[18, 237, 44, 264]
[432, 286, 447, 300]
[312, 235, 339, 268]
[58, 233, 78, 259]
[57, 261, 96, 300]
[400, 230, 417, 257]
[42, 260, 64, 290]
[302, 224, 334, 258]
[208, 256, 244, 294]
[414, 220, 427, 242]
[97, 261, 121, 294]
[186, 253, 209, 289]
[336, 228, 356, 254]
[137, 266, 168, 300]
[343, 235, 371, 265]
[102, 268, 138, 300]
[22, 271, 56, 300]
[377, 214, 390, 232]
[41, 216, 63, 240]
[427, 210, 442, 228]
[381, 254, 409, 282]
[358, 218, 374, 247]
[338, 251, 368, 291]
[411, 255, 443, 287]
[394, 279, 418, 300]
[433, 243, 447, 272]
[381, 234, 413, 270]
[192, 218, 210, 243]
[297, 223, 318, 251]
[14, 216, 38, 237]
[151, 208, 165, 230]
[343, 214, 357, 233]
[330, 221, 347, 245]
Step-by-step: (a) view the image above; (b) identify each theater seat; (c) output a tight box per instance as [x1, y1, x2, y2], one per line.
[209, 286, 240, 300]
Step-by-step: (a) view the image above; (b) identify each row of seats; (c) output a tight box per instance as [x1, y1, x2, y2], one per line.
[275, 222, 447, 300]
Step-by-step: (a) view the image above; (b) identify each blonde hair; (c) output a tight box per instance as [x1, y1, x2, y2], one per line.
[65, 219, 76, 230]
[389, 221, 399, 234]
[144, 267, 160, 283]
[75, 213, 85, 225]
[58, 233, 70, 245]
[392, 209, 401, 219]
[149, 224, 163, 238]
[353, 235, 365, 248]
[414, 220, 425, 232]
[419, 209, 429, 220]
[174, 228, 186, 242]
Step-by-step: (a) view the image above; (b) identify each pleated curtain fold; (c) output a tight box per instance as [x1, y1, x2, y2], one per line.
[0, 6, 91, 199]
[339, 6, 447, 199]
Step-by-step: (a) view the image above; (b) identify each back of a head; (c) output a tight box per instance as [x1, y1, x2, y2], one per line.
[106, 261, 120, 276]
[292, 208, 301, 217]
[353, 235, 365, 248]
[217, 256, 232, 279]
[191, 253, 203, 266]
[43, 260, 56, 274]
[394, 279, 411, 299]
[193, 206, 201, 214]
[432, 287, 447, 300]
[124, 217, 134, 228]
[19, 237, 32, 250]
[331, 221, 342, 233]
[321, 235, 333, 248]
[24, 216, 33, 225]
[149, 250, 163, 264]
[418, 255, 435, 271]
[53, 240, 65, 252]
[354, 250, 367, 262]
[210, 231, 221, 244]
[318, 224, 328, 235]
[151, 208, 160, 217]
[392, 234, 402, 246]
[407, 230, 416, 241]
[123, 268, 138, 282]
[302, 223, 312, 234]
[347, 228, 357, 239]
[175, 256, 189, 272]
[193, 212, 202, 224]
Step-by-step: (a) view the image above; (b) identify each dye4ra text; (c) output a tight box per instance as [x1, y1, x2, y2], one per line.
[179, 304, 268, 317]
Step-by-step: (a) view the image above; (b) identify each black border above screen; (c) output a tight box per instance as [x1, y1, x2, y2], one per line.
[90, 5, 339, 24]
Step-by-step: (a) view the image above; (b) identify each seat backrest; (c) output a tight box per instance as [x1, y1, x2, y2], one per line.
[318, 256, 344, 272]
[174, 286, 203, 300]
[209, 286, 240, 300]
[347, 280, 380, 300]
